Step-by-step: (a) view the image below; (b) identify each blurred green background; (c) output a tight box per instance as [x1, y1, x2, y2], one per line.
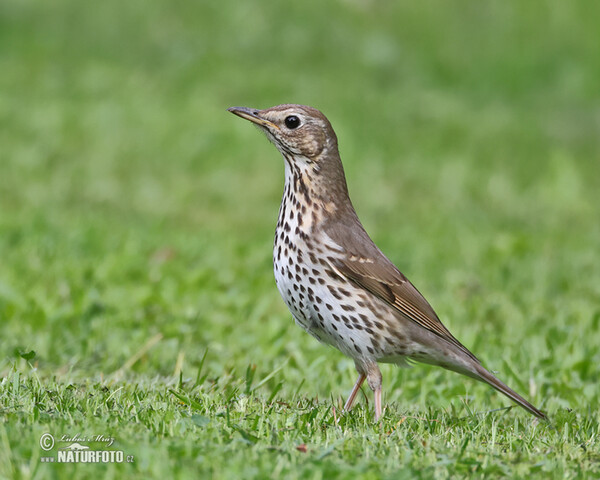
[1, 0, 599, 477]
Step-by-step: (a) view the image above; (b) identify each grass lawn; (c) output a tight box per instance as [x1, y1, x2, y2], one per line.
[1, 0, 599, 478]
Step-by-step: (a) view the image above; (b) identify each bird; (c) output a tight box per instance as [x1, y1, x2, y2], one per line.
[228, 103, 546, 421]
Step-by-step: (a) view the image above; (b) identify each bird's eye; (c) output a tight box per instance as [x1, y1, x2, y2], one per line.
[284, 115, 301, 129]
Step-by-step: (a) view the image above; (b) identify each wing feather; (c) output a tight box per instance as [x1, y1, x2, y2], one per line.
[323, 218, 478, 361]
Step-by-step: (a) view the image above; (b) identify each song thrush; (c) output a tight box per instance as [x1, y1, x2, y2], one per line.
[228, 103, 546, 420]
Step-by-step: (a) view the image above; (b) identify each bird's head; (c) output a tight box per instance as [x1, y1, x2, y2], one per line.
[229, 104, 350, 205]
[228, 104, 339, 166]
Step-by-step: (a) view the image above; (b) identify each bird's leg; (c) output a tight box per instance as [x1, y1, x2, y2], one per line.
[343, 373, 366, 412]
[374, 387, 382, 421]
[366, 364, 383, 421]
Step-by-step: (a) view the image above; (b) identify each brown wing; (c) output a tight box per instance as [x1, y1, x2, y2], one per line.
[323, 216, 478, 361]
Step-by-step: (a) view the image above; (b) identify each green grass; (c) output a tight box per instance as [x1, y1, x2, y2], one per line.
[1, 0, 599, 478]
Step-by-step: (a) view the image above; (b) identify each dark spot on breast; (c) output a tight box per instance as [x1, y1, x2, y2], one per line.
[340, 304, 355, 312]
[359, 314, 372, 328]
[388, 326, 401, 337]
[327, 285, 342, 300]
[325, 270, 338, 280]
[298, 175, 307, 193]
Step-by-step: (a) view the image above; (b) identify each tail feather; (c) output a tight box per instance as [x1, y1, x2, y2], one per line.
[472, 364, 547, 420]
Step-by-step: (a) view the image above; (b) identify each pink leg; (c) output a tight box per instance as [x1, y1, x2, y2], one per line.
[374, 387, 382, 421]
[343, 373, 366, 412]
[365, 364, 383, 421]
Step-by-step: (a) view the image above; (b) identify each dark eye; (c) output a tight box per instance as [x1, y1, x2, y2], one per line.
[284, 115, 301, 129]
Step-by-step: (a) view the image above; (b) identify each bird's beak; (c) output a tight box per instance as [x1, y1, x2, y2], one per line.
[227, 106, 279, 130]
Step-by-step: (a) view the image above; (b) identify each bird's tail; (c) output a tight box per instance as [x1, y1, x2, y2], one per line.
[470, 363, 547, 420]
